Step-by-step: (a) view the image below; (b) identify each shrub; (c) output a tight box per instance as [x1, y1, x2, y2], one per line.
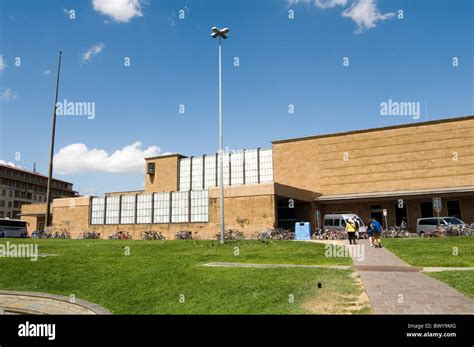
[214, 229, 245, 241]
[140, 231, 166, 240]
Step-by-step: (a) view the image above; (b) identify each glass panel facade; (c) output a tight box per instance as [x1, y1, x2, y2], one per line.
[179, 158, 191, 191]
[105, 195, 120, 224]
[171, 191, 189, 223]
[136, 194, 152, 224]
[153, 192, 170, 223]
[120, 195, 136, 224]
[230, 152, 244, 186]
[244, 149, 259, 184]
[179, 149, 273, 190]
[191, 190, 209, 222]
[191, 156, 204, 190]
[259, 149, 273, 183]
[91, 197, 105, 225]
[204, 154, 217, 189]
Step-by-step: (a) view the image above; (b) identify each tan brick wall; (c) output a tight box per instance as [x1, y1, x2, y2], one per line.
[46, 193, 276, 240]
[21, 203, 47, 234]
[144, 155, 181, 192]
[273, 117, 474, 195]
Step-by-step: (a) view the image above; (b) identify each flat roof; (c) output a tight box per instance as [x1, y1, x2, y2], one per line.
[0, 163, 74, 185]
[272, 115, 474, 144]
[144, 153, 186, 160]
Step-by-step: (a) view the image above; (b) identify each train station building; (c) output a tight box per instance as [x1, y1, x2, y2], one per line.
[21, 115, 474, 239]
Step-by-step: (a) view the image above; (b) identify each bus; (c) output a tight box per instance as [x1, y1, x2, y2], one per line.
[0, 218, 28, 238]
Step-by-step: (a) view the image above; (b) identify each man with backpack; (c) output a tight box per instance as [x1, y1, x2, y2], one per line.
[370, 218, 383, 248]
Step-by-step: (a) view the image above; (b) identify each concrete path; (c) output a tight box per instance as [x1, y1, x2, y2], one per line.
[0, 290, 111, 315]
[203, 262, 350, 270]
[343, 239, 474, 314]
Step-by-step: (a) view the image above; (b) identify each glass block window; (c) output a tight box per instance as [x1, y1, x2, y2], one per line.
[217, 152, 230, 186]
[230, 152, 244, 186]
[259, 149, 273, 183]
[179, 158, 191, 191]
[120, 195, 136, 224]
[244, 149, 259, 184]
[171, 191, 189, 223]
[90, 197, 105, 225]
[190, 190, 209, 222]
[137, 194, 152, 224]
[191, 156, 204, 190]
[153, 192, 170, 223]
[105, 195, 120, 224]
[204, 155, 217, 189]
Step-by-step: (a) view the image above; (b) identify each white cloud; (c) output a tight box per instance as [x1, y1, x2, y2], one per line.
[0, 88, 17, 102]
[53, 141, 164, 174]
[43, 69, 51, 75]
[92, 0, 143, 23]
[82, 43, 105, 61]
[342, 0, 395, 33]
[288, 0, 348, 8]
[0, 55, 7, 71]
[0, 160, 18, 167]
[288, 0, 394, 33]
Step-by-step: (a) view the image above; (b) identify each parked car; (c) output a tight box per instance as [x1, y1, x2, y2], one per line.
[323, 213, 367, 238]
[416, 217, 466, 236]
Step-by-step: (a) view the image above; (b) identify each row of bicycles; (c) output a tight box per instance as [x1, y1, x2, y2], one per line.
[421, 224, 474, 238]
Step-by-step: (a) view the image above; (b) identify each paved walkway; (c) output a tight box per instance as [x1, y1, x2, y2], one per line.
[343, 239, 474, 314]
[203, 262, 350, 270]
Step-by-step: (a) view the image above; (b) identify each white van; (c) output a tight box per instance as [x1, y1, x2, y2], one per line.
[416, 217, 465, 236]
[323, 214, 367, 237]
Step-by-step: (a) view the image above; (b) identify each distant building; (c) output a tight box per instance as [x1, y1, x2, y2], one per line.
[22, 115, 474, 239]
[0, 163, 76, 226]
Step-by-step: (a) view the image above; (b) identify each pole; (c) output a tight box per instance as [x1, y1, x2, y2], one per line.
[218, 37, 225, 244]
[45, 51, 62, 228]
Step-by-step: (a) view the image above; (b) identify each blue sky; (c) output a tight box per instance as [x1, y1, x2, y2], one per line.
[0, 0, 472, 195]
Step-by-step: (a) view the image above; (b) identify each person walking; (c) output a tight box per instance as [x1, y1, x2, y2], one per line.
[367, 219, 374, 247]
[346, 218, 357, 245]
[371, 218, 383, 248]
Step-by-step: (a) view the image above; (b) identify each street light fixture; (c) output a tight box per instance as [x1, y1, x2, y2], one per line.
[211, 26, 230, 244]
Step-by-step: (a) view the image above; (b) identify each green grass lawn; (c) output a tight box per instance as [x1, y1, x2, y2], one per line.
[0, 239, 369, 314]
[427, 271, 474, 299]
[383, 237, 474, 298]
[382, 236, 474, 267]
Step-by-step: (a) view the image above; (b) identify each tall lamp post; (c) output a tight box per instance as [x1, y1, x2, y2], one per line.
[45, 51, 62, 228]
[211, 26, 229, 244]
